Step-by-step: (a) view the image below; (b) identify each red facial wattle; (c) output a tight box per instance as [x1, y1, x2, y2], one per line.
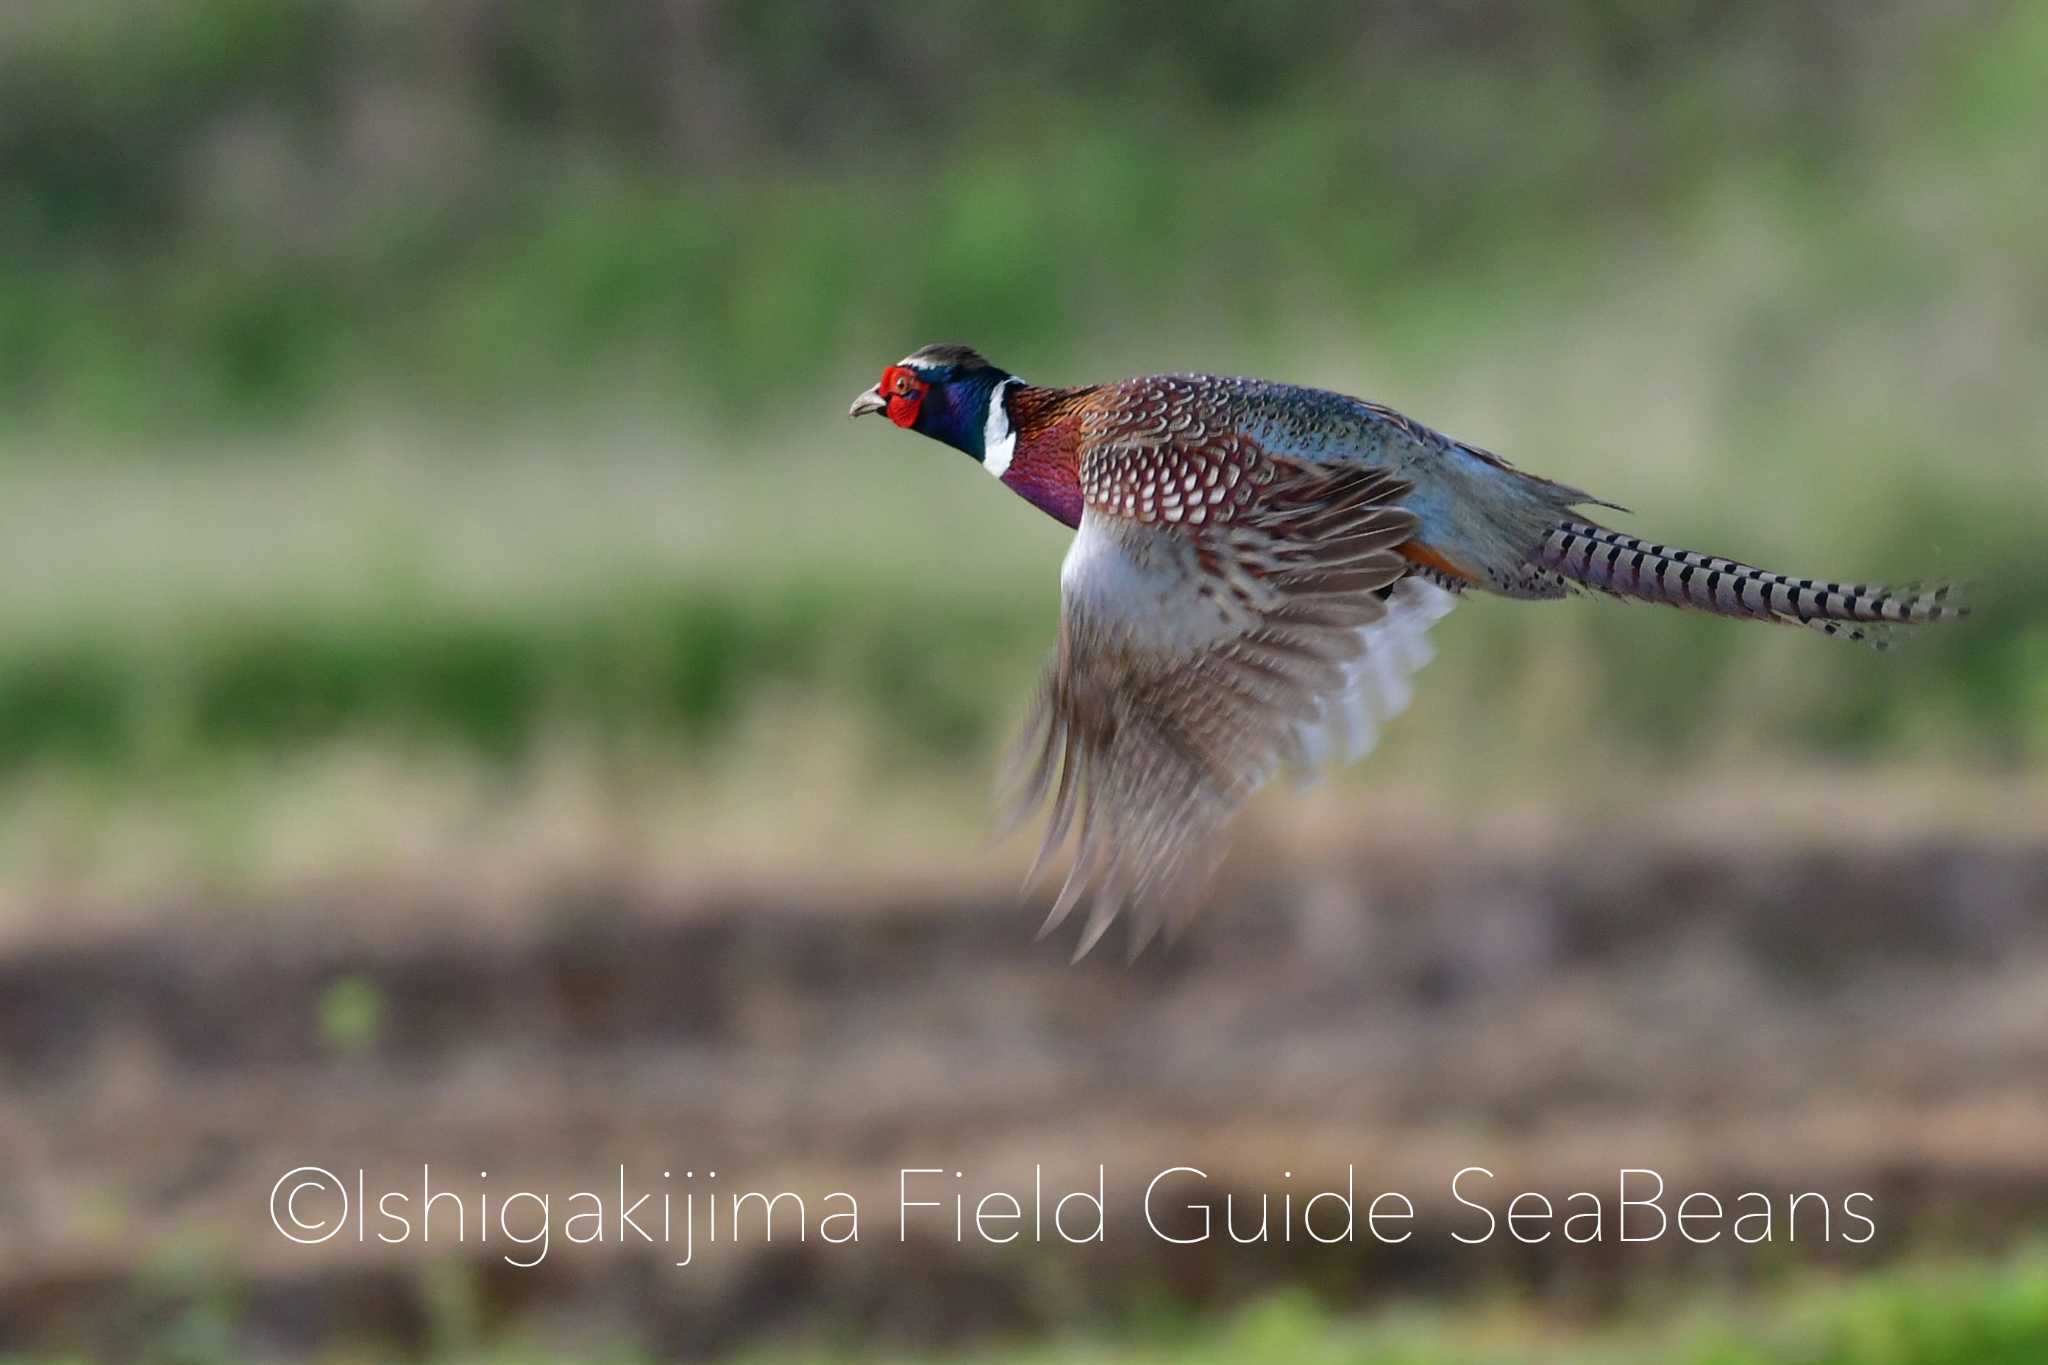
[880, 365, 927, 429]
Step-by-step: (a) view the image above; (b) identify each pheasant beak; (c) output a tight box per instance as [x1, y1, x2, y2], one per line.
[847, 386, 886, 419]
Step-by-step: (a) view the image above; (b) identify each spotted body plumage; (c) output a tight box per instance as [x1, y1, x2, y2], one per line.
[850, 345, 1967, 957]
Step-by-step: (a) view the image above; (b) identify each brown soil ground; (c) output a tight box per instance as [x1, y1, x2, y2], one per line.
[3, 827, 2046, 1357]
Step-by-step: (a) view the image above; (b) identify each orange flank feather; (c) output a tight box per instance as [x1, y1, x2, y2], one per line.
[1398, 538, 1482, 585]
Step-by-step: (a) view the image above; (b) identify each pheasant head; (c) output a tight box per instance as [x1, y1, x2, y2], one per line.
[848, 343, 1019, 465]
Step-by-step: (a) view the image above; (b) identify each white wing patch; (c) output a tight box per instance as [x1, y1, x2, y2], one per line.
[1289, 576, 1458, 770]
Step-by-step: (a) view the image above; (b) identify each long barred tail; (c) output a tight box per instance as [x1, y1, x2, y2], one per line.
[1535, 519, 1968, 648]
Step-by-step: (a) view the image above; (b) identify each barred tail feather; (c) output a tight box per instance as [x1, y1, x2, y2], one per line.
[1536, 519, 1967, 648]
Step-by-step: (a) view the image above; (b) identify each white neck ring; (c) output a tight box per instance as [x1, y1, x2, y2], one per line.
[982, 378, 1020, 479]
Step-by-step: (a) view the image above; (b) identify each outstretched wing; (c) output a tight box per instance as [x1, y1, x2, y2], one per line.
[1003, 451, 1455, 960]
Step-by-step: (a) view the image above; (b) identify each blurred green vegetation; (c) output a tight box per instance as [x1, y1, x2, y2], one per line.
[745, 1250, 2048, 1365]
[0, 0, 2043, 802]
[0, 0, 2038, 430]
[743, 1250, 2048, 1365]
[0, 579, 1030, 771]
[9, 1248, 2048, 1364]
[0, 562, 2041, 781]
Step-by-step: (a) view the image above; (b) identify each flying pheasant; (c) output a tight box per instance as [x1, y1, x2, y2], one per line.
[849, 344, 1964, 957]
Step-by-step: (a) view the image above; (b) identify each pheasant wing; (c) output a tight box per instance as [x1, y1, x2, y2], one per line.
[1003, 456, 1454, 959]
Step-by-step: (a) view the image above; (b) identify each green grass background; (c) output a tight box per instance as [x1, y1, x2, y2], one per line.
[14, 1248, 2048, 1364]
[1, 1, 2044, 794]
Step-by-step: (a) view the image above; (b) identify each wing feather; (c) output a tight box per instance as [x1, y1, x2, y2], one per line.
[1002, 455, 1454, 958]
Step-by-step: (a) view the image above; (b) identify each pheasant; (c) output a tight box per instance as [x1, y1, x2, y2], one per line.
[849, 344, 1965, 958]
